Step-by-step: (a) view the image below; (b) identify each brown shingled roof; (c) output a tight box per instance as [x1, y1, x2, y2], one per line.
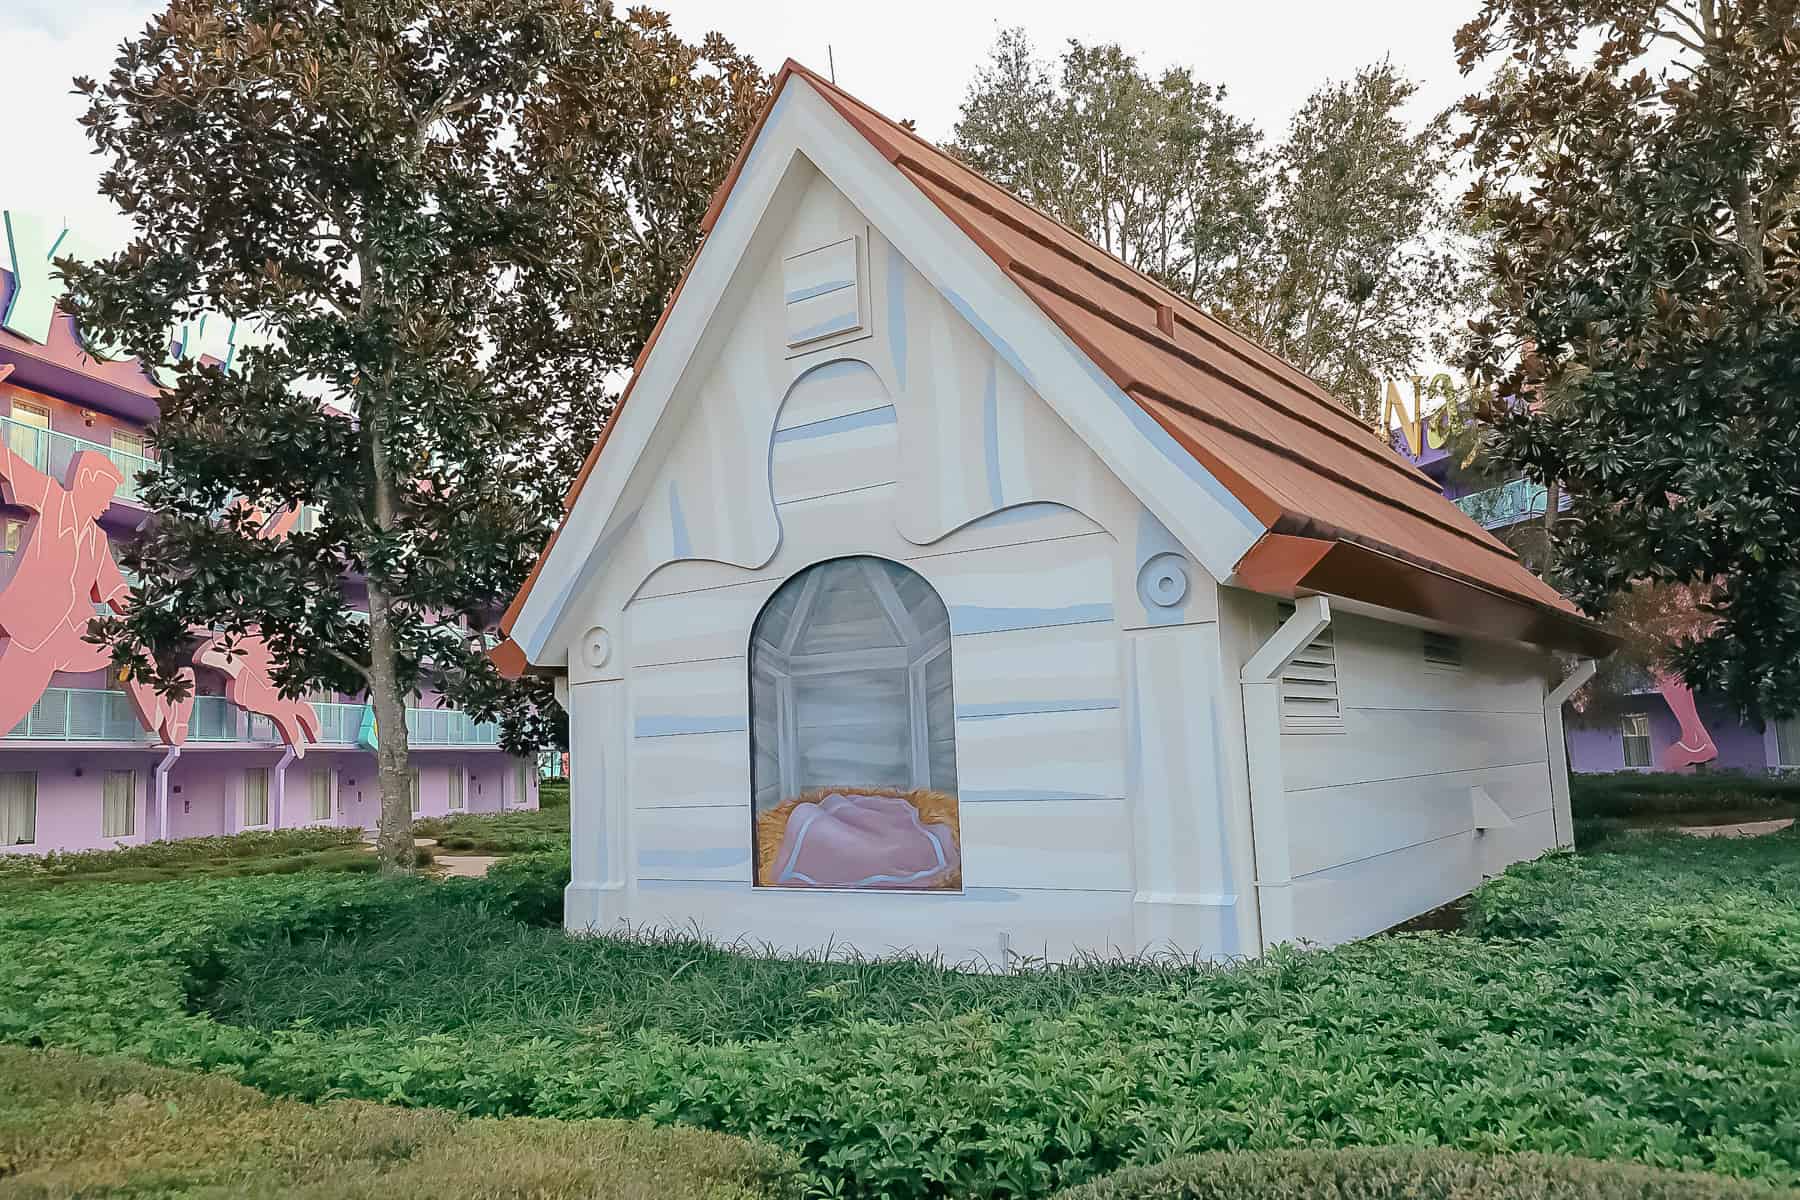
[498, 61, 1612, 667]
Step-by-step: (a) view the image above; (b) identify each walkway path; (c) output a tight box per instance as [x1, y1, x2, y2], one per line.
[1675, 817, 1795, 839]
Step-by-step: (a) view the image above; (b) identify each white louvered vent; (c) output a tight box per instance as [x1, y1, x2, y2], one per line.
[1422, 630, 1464, 670]
[1277, 603, 1342, 732]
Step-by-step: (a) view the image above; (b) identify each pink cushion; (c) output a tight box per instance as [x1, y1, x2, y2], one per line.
[770, 792, 959, 889]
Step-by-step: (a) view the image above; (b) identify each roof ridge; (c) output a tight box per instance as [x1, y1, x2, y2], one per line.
[786, 62, 1411, 454]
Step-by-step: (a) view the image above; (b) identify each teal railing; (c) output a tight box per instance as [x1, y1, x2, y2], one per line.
[2, 688, 151, 742]
[1, 415, 155, 506]
[406, 706, 501, 746]
[1454, 478, 1573, 531]
[5, 692, 496, 748]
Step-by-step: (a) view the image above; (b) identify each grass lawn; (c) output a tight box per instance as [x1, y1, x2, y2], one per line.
[0, 828, 424, 891]
[1, 829, 1797, 1197]
[412, 804, 569, 855]
[0, 1044, 798, 1199]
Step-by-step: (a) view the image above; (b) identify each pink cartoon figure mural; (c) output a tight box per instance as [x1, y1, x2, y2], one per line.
[0, 421, 135, 736]
[194, 628, 320, 755]
[1654, 670, 1718, 769]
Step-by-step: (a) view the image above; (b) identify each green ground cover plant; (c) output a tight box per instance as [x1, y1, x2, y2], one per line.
[1571, 770, 1800, 820]
[1051, 1147, 1795, 1200]
[1, 831, 1796, 1198]
[412, 806, 569, 855]
[0, 828, 405, 891]
[0, 1044, 799, 1199]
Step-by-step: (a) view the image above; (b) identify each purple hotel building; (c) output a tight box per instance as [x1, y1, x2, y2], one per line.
[1, 209, 535, 854]
[1388, 391, 1798, 775]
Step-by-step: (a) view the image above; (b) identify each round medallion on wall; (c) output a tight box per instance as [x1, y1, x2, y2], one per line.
[580, 626, 613, 670]
[1138, 553, 1189, 609]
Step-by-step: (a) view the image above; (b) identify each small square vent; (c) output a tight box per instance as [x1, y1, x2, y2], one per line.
[783, 236, 864, 349]
[1423, 630, 1464, 670]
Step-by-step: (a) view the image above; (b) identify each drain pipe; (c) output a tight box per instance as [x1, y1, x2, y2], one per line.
[271, 747, 297, 829]
[1239, 595, 1331, 954]
[153, 746, 181, 840]
[1543, 659, 1597, 848]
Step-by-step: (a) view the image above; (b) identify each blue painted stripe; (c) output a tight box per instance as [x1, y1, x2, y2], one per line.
[793, 358, 875, 386]
[983, 357, 1004, 508]
[772, 404, 896, 443]
[634, 715, 747, 738]
[943, 287, 1037, 390]
[789, 311, 860, 343]
[668, 480, 692, 559]
[785, 278, 854, 304]
[887, 242, 908, 389]
[950, 602, 1112, 635]
[639, 847, 750, 869]
[955, 699, 1120, 721]
[960, 789, 1115, 804]
[969, 501, 1071, 527]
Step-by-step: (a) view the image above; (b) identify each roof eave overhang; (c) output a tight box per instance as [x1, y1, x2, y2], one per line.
[1232, 532, 1618, 659]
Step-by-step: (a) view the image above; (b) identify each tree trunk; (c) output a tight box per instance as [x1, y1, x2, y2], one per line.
[365, 371, 415, 873]
[367, 580, 416, 872]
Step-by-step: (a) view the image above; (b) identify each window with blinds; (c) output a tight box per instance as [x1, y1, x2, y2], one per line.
[309, 769, 331, 821]
[1621, 713, 1653, 768]
[409, 768, 422, 813]
[1276, 604, 1343, 733]
[514, 760, 529, 810]
[0, 772, 37, 846]
[447, 768, 464, 811]
[1422, 630, 1464, 670]
[102, 769, 136, 838]
[243, 768, 270, 827]
[1777, 717, 1800, 769]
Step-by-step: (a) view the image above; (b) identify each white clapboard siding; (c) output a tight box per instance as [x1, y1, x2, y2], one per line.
[1282, 708, 1548, 793]
[949, 621, 1119, 711]
[626, 578, 785, 668]
[770, 405, 899, 504]
[774, 356, 891, 432]
[1331, 614, 1547, 713]
[630, 731, 749, 809]
[630, 658, 748, 736]
[1476, 807, 1557, 878]
[783, 236, 863, 348]
[621, 878, 1137, 964]
[635, 489, 1102, 601]
[1285, 760, 1554, 880]
[955, 706, 1126, 803]
[1289, 829, 1482, 949]
[634, 805, 753, 882]
[958, 798, 1133, 891]
[931, 533, 1114, 636]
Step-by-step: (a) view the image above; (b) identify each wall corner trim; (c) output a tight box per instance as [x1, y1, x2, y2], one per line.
[1239, 594, 1332, 955]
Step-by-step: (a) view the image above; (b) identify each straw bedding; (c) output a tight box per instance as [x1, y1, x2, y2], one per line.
[754, 786, 961, 889]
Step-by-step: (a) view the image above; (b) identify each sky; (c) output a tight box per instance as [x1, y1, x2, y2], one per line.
[1, 0, 1478, 255]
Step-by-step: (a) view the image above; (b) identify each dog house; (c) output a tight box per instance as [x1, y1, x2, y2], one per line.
[495, 62, 1612, 961]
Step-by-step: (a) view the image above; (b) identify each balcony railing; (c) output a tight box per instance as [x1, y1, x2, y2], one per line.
[1454, 478, 1573, 531]
[4, 690, 497, 748]
[1, 416, 155, 507]
[2, 688, 150, 742]
[407, 706, 501, 746]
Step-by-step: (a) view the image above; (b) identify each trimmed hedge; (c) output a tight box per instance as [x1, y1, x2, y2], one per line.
[1571, 770, 1800, 820]
[0, 1043, 800, 1199]
[1052, 1148, 1795, 1199]
[0, 828, 395, 891]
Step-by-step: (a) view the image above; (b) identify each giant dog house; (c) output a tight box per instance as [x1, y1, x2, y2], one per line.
[496, 63, 1610, 960]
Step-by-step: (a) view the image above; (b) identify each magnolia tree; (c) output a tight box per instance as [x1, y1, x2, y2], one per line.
[953, 33, 1471, 421]
[67, 0, 766, 869]
[1458, 0, 1800, 721]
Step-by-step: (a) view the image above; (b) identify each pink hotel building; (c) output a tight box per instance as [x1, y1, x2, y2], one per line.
[1, 209, 536, 853]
